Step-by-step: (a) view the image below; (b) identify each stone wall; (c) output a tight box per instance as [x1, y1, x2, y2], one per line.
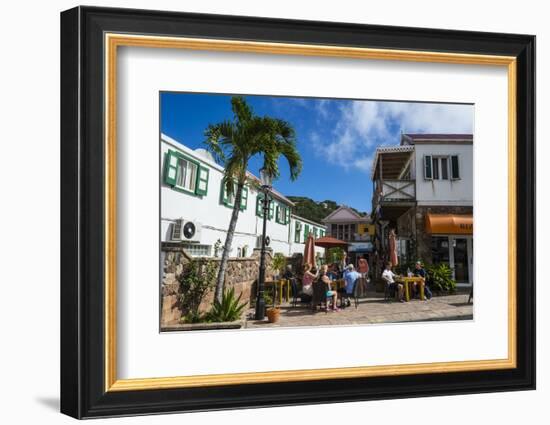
[161, 243, 297, 326]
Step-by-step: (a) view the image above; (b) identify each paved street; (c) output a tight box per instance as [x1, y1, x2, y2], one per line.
[245, 290, 473, 328]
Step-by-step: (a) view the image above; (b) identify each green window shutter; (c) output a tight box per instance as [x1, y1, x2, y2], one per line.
[304, 224, 310, 242]
[314, 228, 318, 238]
[220, 181, 229, 206]
[195, 166, 209, 196]
[256, 194, 264, 217]
[424, 155, 433, 179]
[240, 186, 248, 210]
[275, 205, 281, 223]
[164, 151, 178, 186]
[451, 155, 460, 179]
[268, 199, 274, 220]
[285, 207, 291, 225]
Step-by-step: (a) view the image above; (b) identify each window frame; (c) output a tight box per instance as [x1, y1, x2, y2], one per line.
[220, 180, 248, 210]
[163, 149, 209, 197]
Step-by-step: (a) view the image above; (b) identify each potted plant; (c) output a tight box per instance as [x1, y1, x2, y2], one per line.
[266, 306, 281, 323]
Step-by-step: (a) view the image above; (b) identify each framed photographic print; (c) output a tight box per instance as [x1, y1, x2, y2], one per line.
[60, 6, 536, 419]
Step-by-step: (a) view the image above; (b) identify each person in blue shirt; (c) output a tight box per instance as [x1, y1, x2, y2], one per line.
[413, 261, 432, 300]
[340, 264, 361, 307]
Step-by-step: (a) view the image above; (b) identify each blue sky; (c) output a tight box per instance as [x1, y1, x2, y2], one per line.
[161, 92, 473, 212]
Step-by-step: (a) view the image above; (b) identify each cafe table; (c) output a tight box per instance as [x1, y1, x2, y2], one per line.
[264, 279, 291, 305]
[399, 276, 425, 301]
[331, 279, 345, 291]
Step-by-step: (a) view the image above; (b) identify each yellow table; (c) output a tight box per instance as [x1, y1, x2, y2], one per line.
[265, 279, 291, 305]
[399, 276, 425, 301]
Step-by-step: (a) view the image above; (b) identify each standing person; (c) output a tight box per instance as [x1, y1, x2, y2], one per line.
[283, 265, 298, 301]
[382, 261, 404, 302]
[300, 263, 317, 302]
[318, 264, 339, 311]
[340, 251, 348, 274]
[413, 261, 432, 300]
[357, 255, 369, 296]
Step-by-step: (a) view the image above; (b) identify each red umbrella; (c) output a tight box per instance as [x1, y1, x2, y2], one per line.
[303, 233, 316, 267]
[313, 236, 349, 249]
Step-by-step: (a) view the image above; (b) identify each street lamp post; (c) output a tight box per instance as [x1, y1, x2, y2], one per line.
[255, 168, 272, 320]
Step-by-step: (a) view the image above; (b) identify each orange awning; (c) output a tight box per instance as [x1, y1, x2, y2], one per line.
[425, 213, 473, 234]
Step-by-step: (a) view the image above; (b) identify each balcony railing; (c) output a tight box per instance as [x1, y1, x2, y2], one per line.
[373, 179, 416, 207]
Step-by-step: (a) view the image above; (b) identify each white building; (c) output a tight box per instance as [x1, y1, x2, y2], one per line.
[371, 133, 473, 285]
[161, 134, 326, 258]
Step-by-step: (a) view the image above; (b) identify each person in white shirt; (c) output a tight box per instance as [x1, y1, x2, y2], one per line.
[381, 262, 404, 302]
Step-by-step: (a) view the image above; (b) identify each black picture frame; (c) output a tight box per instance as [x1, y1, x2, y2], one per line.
[60, 5, 535, 419]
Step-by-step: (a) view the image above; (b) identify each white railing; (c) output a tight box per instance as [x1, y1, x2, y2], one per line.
[380, 180, 415, 201]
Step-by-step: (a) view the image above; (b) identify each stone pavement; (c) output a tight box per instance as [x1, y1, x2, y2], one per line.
[244, 290, 473, 328]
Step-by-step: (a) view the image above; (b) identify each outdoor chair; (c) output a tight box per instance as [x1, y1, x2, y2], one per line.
[382, 277, 396, 301]
[289, 278, 300, 307]
[311, 280, 330, 313]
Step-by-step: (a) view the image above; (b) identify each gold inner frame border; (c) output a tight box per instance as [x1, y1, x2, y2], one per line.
[104, 33, 517, 392]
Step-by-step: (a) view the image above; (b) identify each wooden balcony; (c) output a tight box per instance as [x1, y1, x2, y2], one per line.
[373, 179, 416, 210]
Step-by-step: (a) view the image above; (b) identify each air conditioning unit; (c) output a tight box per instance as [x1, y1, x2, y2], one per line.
[171, 219, 202, 243]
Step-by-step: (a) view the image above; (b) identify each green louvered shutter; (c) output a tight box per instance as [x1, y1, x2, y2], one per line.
[275, 205, 281, 223]
[220, 181, 229, 205]
[164, 151, 178, 186]
[295, 222, 301, 243]
[285, 207, 291, 224]
[195, 166, 209, 196]
[268, 199, 275, 220]
[304, 224, 310, 242]
[256, 194, 264, 217]
[240, 186, 248, 210]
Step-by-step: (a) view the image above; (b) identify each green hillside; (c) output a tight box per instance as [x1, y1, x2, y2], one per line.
[287, 196, 367, 224]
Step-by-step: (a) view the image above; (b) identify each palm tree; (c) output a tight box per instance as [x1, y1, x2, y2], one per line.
[204, 96, 302, 303]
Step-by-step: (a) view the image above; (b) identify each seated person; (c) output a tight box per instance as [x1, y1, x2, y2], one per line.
[318, 264, 339, 311]
[413, 261, 432, 300]
[300, 263, 317, 303]
[340, 264, 360, 307]
[282, 264, 298, 298]
[382, 261, 404, 302]
[327, 263, 339, 281]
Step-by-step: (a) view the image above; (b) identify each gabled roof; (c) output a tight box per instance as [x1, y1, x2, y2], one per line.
[322, 206, 369, 223]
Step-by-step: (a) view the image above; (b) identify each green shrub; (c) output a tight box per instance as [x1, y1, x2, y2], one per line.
[326, 247, 345, 264]
[426, 263, 457, 293]
[272, 253, 286, 276]
[178, 259, 217, 323]
[206, 287, 248, 322]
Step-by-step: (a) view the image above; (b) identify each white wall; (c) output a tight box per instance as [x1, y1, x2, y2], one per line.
[414, 144, 474, 206]
[161, 136, 304, 257]
[0, 2, 546, 425]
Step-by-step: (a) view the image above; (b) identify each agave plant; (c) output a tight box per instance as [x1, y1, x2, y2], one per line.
[207, 287, 248, 322]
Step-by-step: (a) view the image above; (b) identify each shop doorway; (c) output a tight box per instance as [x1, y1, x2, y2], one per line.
[430, 235, 472, 285]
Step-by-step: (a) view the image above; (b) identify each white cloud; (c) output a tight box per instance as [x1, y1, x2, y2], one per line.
[313, 100, 473, 175]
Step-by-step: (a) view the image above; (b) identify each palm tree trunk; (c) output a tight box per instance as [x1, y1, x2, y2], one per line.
[214, 182, 244, 303]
